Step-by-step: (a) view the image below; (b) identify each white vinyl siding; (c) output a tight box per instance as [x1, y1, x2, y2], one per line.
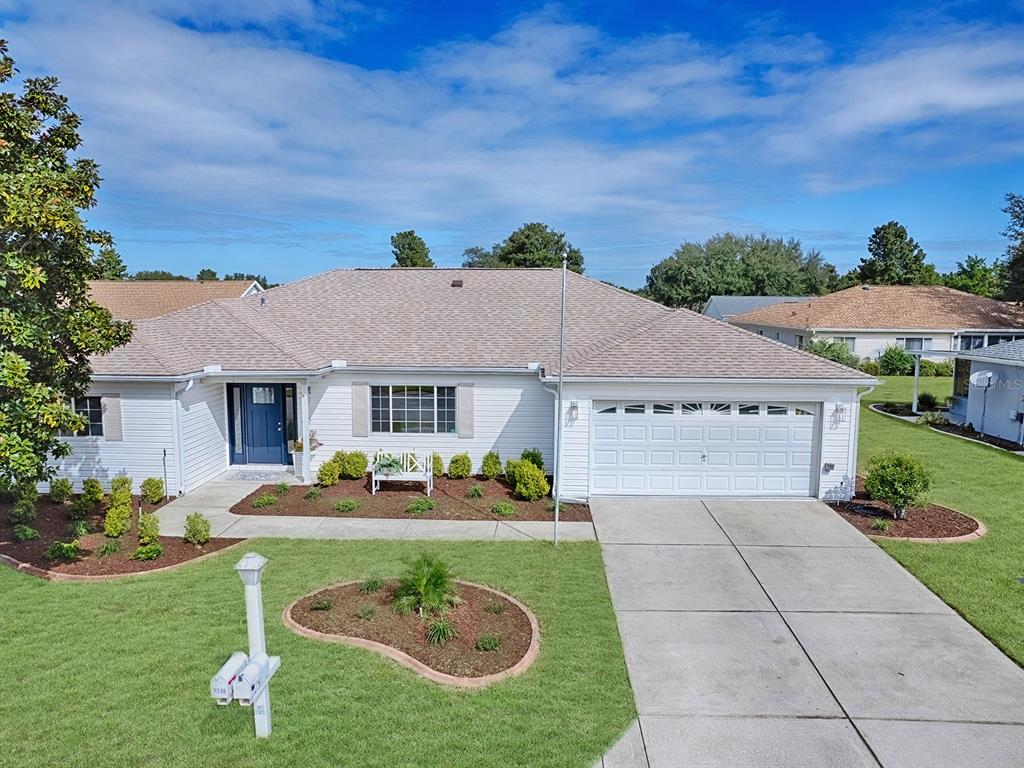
[180, 379, 229, 491]
[309, 372, 552, 475]
[44, 382, 178, 494]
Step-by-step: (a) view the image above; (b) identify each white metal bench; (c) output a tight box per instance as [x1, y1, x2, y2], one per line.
[371, 450, 433, 496]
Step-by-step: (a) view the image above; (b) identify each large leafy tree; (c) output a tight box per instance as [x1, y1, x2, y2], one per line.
[858, 221, 939, 285]
[943, 255, 1001, 297]
[1000, 192, 1024, 301]
[462, 222, 584, 273]
[391, 229, 434, 268]
[0, 43, 132, 484]
[196, 267, 218, 280]
[644, 233, 837, 309]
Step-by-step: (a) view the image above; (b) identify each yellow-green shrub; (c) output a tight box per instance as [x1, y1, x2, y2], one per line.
[432, 452, 444, 478]
[510, 460, 549, 502]
[317, 460, 341, 486]
[447, 453, 472, 479]
[140, 477, 164, 504]
[137, 513, 160, 545]
[103, 501, 132, 538]
[81, 478, 104, 506]
[481, 451, 502, 480]
[339, 451, 368, 480]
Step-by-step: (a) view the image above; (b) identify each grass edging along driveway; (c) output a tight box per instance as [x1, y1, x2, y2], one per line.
[859, 376, 1024, 667]
[0, 539, 634, 768]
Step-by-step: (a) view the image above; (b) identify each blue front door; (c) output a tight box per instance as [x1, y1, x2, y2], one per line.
[244, 384, 285, 464]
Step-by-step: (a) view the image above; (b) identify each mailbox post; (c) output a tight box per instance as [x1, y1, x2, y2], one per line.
[210, 552, 281, 738]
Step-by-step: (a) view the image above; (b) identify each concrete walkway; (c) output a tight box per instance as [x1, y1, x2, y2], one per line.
[156, 474, 596, 542]
[592, 498, 1024, 768]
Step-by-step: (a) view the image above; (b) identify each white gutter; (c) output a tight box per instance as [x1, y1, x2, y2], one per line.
[172, 379, 195, 496]
[539, 375, 879, 386]
[849, 384, 877, 497]
[90, 365, 541, 383]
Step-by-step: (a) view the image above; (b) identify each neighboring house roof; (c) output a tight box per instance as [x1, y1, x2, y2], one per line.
[729, 285, 1024, 332]
[90, 268, 872, 382]
[956, 339, 1024, 369]
[702, 295, 807, 321]
[88, 280, 263, 319]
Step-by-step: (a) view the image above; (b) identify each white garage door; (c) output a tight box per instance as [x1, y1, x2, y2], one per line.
[590, 400, 818, 496]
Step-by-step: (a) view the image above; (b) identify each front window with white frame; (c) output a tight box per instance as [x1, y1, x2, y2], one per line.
[832, 336, 856, 352]
[371, 385, 456, 433]
[897, 337, 931, 351]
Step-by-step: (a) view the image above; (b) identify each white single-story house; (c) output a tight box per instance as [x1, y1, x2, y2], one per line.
[949, 339, 1024, 446]
[53, 268, 877, 501]
[702, 295, 807, 321]
[729, 285, 1024, 361]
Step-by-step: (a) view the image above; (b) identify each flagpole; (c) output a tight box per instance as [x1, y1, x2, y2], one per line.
[554, 252, 567, 545]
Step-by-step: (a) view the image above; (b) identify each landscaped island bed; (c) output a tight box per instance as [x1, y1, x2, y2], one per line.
[232, 476, 592, 521]
[289, 579, 534, 679]
[831, 493, 979, 539]
[0, 496, 239, 577]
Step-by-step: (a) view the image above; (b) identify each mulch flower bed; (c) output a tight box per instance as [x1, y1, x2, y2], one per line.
[929, 421, 1024, 452]
[231, 476, 592, 521]
[0, 496, 240, 577]
[874, 402, 946, 418]
[289, 580, 533, 678]
[829, 481, 979, 539]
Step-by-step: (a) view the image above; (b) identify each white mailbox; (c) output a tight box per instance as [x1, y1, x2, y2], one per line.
[210, 652, 249, 705]
[232, 652, 282, 707]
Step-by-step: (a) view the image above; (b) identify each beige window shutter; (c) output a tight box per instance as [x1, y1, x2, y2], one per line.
[456, 383, 474, 439]
[352, 382, 369, 437]
[100, 394, 123, 441]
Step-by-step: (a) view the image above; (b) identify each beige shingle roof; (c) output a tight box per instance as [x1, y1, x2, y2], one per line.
[91, 268, 871, 381]
[730, 285, 1024, 331]
[88, 280, 260, 319]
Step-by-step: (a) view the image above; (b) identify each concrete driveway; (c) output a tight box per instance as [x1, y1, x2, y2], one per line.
[592, 498, 1024, 768]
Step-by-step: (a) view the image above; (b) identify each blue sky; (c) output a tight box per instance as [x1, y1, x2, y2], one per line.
[2, 0, 1022, 287]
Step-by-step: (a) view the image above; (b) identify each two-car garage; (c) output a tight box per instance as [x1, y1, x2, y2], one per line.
[588, 400, 820, 497]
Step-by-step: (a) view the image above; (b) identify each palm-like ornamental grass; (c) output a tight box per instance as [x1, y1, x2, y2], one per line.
[392, 553, 462, 617]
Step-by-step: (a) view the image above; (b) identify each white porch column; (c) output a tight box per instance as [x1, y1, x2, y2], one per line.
[911, 355, 921, 413]
[299, 380, 311, 483]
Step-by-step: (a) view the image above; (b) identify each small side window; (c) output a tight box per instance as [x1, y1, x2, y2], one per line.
[794, 406, 814, 417]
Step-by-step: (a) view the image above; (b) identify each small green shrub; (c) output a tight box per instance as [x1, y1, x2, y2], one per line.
[801, 337, 860, 369]
[339, 451, 369, 480]
[130, 542, 164, 561]
[859, 360, 880, 376]
[103, 502, 132, 538]
[355, 605, 376, 621]
[481, 450, 502, 480]
[310, 599, 332, 611]
[932, 359, 954, 377]
[916, 392, 939, 410]
[44, 540, 81, 561]
[474, 633, 501, 652]
[360, 577, 384, 594]
[13, 525, 39, 542]
[110, 475, 132, 495]
[137, 513, 160, 545]
[183, 512, 211, 546]
[484, 599, 506, 615]
[490, 501, 516, 517]
[521, 447, 545, 472]
[466, 484, 483, 499]
[252, 493, 278, 509]
[917, 410, 949, 426]
[273, 482, 291, 496]
[406, 497, 436, 517]
[426, 616, 457, 645]
[49, 478, 73, 504]
[99, 538, 121, 557]
[871, 516, 893, 533]
[332, 498, 359, 513]
[510, 460, 549, 502]
[432, 452, 444, 478]
[303, 486, 323, 501]
[68, 520, 90, 539]
[447, 452, 472, 479]
[864, 450, 931, 520]
[140, 477, 164, 505]
[918, 359, 937, 377]
[68, 495, 93, 521]
[878, 344, 915, 376]
[317, 460, 341, 486]
[504, 458, 525, 487]
[393, 553, 460, 617]
[8, 497, 36, 525]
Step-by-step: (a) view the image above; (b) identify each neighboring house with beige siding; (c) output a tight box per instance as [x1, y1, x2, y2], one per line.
[729, 285, 1024, 361]
[52, 268, 875, 501]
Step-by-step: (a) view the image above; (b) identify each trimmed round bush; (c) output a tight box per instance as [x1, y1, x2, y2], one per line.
[140, 477, 164, 504]
[339, 451, 368, 480]
[432, 452, 444, 478]
[864, 450, 931, 520]
[130, 542, 163, 561]
[103, 502, 132, 538]
[510, 460, 549, 502]
[447, 452, 472, 479]
[110, 475, 132, 495]
[481, 450, 502, 480]
[183, 512, 211, 546]
[8, 497, 36, 525]
[333, 498, 359, 513]
[49, 478, 73, 504]
[81, 478, 104, 506]
[13, 525, 39, 542]
[878, 345, 914, 376]
[137, 513, 160, 545]
[490, 501, 516, 517]
[317, 460, 341, 486]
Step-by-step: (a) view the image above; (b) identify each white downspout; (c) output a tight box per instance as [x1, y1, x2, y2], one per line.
[849, 385, 877, 500]
[173, 379, 195, 496]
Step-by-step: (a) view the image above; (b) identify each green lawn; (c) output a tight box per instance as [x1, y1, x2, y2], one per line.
[0, 540, 634, 768]
[860, 376, 1024, 665]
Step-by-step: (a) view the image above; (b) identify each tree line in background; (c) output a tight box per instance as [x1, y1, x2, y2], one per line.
[93, 255, 277, 289]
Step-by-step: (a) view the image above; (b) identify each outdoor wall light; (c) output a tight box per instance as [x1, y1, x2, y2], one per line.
[568, 401, 578, 419]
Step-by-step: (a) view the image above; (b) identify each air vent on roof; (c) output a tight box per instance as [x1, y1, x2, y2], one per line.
[451, 279, 463, 288]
